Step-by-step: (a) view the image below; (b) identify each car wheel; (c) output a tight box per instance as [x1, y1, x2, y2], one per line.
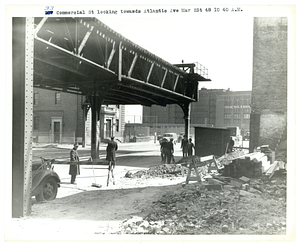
[35, 177, 58, 202]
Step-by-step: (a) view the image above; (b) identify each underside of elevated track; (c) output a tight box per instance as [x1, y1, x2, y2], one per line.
[12, 17, 210, 217]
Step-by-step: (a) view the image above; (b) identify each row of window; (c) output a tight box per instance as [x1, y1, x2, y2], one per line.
[34, 91, 61, 105]
[33, 116, 120, 132]
[224, 119, 247, 124]
[224, 95, 251, 100]
[224, 113, 250, 119]
[224, 107, 251, 113]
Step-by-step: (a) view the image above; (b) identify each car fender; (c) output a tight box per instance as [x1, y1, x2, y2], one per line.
[32, 170, 60, 197]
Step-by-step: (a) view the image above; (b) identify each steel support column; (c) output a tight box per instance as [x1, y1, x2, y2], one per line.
[12, 17, 34, 217]
[89, 95, 103, 159]
[180, 102, 191, 138]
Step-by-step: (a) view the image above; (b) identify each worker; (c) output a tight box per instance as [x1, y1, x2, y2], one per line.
[106, 136, 118, 168]
[106, 136, 118, 186]
[227, 137, 235, 153]
[187, 138, 195, 156]
[160, 138, 168, 163]
[181, 135, 188, 157]
[165, 138, 174, 164]
[69, 142, 80, 184]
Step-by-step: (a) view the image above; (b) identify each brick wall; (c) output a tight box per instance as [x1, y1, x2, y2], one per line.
[250, 17, 287, 157]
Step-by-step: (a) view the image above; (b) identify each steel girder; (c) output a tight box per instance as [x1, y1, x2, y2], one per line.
[33, 17, 210, 106]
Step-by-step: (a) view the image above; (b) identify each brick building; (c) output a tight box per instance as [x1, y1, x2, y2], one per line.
[142, 88, 252, 137]
[250, 17, 287, 160]
[32, 88, 125, 145]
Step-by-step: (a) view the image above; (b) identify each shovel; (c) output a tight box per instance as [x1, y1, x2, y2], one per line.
[90, 158, 102, 188]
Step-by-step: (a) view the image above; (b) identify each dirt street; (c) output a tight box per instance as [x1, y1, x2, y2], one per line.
[4, 141, 291, 242]
[5, 141, 188, 241]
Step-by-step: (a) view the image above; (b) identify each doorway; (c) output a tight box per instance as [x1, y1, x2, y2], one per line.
[51, 117, 62, 143]
[53, 122, 60, 143]
[106, 119, 112, 138]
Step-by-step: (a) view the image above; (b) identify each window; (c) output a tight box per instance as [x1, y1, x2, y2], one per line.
[233, 119, 241, 124]
[33, 91, 39, 105]
[33, 116, 39, 130]
[233, 107, 241, 113]
[224, 107, 232, 113]
[55, 92, 61, 105]
[233, 96, 239, 105]
[224, 113, 232, 119]
[224, 119, 231, 124]
[233, 113, 241, 119]
[243, 107, 251, 113]
[116, 119, 119, 132]
[243, 113, 250, 119]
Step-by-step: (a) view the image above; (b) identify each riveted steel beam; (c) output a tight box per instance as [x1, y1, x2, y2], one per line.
[78, 25, 94, 54]
[107, 41, 116, 69]
[128, 52, 138, 77]
[12, 17, 34, 217]
[146, 61, 155, 83]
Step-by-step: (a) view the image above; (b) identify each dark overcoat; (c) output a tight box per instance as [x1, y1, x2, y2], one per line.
[69, 148, 80, 175]
[106, 140, 118, 162]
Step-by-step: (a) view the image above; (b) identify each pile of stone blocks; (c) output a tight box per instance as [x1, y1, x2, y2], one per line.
[222, 152, 268, 178]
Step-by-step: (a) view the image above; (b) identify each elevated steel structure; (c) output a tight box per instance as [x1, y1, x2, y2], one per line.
[13, 17, 210, 217]
[33, 17, 210, 158]
[34, 17, 209, 105]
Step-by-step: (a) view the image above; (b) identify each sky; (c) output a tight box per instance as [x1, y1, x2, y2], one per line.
[99, 12, 254, 91]
[4, 4, 296, 122]
[93, 4, 295, 121]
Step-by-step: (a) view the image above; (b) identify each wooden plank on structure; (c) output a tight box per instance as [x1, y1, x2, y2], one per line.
[265, 161, 280, 180]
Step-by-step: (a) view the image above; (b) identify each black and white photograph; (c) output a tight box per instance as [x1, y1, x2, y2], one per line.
[3, 1, 297, 243]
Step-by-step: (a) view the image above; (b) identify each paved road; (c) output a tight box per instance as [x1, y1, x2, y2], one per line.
[32, 140, 249, 199]
[32, 141, 184, 199]
[32, 140, 183, 163]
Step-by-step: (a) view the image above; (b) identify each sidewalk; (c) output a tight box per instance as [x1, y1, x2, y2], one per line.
[33, 139, 159, 150]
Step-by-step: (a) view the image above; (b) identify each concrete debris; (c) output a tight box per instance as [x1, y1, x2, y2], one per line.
[215, 150, 247, 167]
[118, 167, 286, 235]
[125, 164, 186, 179]
[119, 146, 287, 235]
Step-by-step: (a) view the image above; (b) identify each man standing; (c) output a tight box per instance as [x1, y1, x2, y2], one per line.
[69, 142, 80, 184]
[181, 135, 188, 157]
[106, 136, 118, 186]
[160, 138, 168, 163]
[167, 138, 175, 164]
[187, 138, 195, 156]
[227, 137, 235, 153]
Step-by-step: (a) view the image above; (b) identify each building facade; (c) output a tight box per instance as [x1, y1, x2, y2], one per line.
[250, 17, 287, 159]
[143, 88, 252, 137]
[214, 90, 251, 136]
[32, 88, 125, 145]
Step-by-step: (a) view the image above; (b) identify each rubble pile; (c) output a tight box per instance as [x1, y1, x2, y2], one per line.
[215, 150, 247, 167]
[120, 146, 287, 235]
[119, 172, 286, 235]
[125, 164, 186, 179]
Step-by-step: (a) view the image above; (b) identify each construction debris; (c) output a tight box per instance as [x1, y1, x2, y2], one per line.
[125, 164, 186, 179]
[118, 174, 286, 235]
[118, 145, 287, 235]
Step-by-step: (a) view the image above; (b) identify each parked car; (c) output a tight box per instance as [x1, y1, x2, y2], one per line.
[177, 132, 185, 143]
[159, 133, 178, 144]
[31, 158, 60, 202]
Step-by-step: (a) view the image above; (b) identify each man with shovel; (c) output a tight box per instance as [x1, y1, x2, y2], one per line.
[106, 136, 118, 186]
[69, 142, 80, 184]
